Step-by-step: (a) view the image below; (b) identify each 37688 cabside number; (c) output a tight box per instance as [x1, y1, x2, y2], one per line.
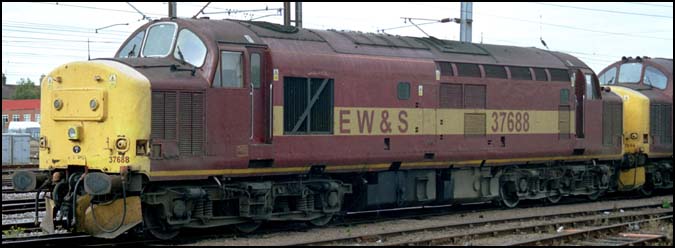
[490, 111, 530, 133]
[109, 155, 130, 163]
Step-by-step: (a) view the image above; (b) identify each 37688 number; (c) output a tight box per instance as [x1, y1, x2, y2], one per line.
[109, 155, 130, 163]
[490, 111, 530, 133]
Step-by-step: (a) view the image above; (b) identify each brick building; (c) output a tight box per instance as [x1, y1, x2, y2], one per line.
[2, 99, 40, 132]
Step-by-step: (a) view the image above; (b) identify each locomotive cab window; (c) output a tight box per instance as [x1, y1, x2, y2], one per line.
[643, 66, 667, 90]
[584, 74, 597, 100]
[599, 67, 617, 85]
[142, 22, 177, 57]
[118, 31, 144, 58]
[618, 62, 642, 83]
[173, 29, 207, 67]
[213, 51, 243, 88]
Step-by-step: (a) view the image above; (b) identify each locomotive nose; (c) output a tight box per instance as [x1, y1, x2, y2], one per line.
[40, 60, 151, 173]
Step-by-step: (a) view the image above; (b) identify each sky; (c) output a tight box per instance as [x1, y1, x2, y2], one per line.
[2, 2, 673, 86]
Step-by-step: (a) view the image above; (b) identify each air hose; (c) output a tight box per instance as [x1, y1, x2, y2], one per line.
[34, 178, 51, 225]
[71, 173, 86, 226]
[90, 175, 127, 233]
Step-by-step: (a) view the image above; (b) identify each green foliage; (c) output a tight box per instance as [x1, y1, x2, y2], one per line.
[2, 226, 26, 237]
[12, 78, 40, 99]
[2, 73, 6, 85]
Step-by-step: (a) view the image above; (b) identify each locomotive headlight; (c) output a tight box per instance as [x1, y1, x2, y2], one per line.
[68, 126, 81, 140]
[53, 99, 63, 110]
[115, 138, 129, 151]
[68, 128, 76, 139]
[630, 133, 639, 140]
[89, 98, 99, 110]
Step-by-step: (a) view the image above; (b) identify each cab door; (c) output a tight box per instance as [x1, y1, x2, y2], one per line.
[573, 69, 585, 139]
[206, 46, 251, 157]
[247, 46, 270, 144]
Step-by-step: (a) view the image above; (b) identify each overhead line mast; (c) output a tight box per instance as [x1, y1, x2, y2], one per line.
[459, 2, 473, 42]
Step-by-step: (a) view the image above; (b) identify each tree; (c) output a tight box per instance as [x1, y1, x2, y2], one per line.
[12, 78, 40, 99]
[2, 73, 6, 85]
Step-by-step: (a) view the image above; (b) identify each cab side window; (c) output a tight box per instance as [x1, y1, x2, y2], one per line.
[118, 31, 145, 58]
[250, 53, 261, 88]
[644, 66, 667, 90]
[173, 29, 207, 67]
[599, 67, 617, 85]
[585, 74, 598, 100]
[214, 51, 243, 88]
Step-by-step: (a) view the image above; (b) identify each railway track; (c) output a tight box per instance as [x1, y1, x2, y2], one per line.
[2, 233, 93, 247]
[2, 198, 45, 215]
[285, 203, 672, 246]
[2, 192, 671, 246]
[1, 164, 39, 170]
[510, 215, 672, 246]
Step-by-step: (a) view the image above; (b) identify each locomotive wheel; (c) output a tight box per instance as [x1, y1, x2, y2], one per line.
[233, 221, 262, 234]
[639, 182, 654, 197]
[308, 213, 334, 227]
[143, 205, 179, 240]
[587, 190, 602, 201]
[546, 190, 562, 204]
[499, 182, 519, 208]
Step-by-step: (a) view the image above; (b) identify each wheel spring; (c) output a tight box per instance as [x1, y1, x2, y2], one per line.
[204, 200, 212, 217]
[193, 200, 204, 218]
[193, 199, 212, 218]
[192, 199, 213, 218]
[298, 195, 314, 212]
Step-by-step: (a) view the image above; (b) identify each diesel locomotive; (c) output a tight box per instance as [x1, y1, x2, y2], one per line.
[597, 56, 673, 196]
[12, 17, 672, 239]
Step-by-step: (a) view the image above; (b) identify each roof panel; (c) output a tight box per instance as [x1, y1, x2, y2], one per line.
[170, 19, 589, 70]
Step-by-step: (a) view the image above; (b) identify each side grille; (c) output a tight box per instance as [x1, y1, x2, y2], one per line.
[151, 92, 177, 140]
[439, 83, 462, 108]
[464, 85, 486, 109]
[464, 113, 486, 136]
[549, 69, 570, 82]
[179, 92, 205, 155]
[603, 102, 622, 146]
[666, 105, 673, 144]
[509, 66, 532, 80]
[283, 77, 334, 134]
[651, 104, 672, 144]
[437, 62, 454, 76]
[484, 65, 507, 79]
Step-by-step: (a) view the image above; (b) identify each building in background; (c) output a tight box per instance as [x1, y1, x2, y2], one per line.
[2, 82, 18, 99]
[2, 99, 40, 132]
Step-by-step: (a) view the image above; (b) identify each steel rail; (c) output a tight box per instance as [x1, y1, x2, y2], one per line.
[286, 203, 670, 246]
[507, 215, 672, 246]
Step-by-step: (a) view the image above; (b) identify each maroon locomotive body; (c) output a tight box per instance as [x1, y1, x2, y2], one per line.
[130, 18, 622, 179]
